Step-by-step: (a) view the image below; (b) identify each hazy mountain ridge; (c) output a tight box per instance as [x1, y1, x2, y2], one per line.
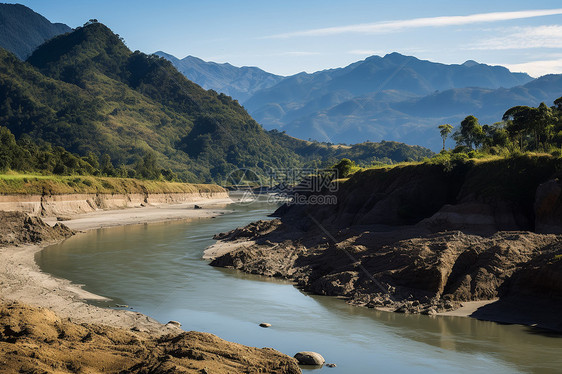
[159, 50, 548, 150]
[277, 74, 562, 148]
[155, 51, 284, 102]
[0, 3, 71, 59]
[241, 53, 540, 149]
[243, 52, 533, 113]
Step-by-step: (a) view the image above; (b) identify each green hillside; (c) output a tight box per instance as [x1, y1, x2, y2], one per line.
[0, 22, 432, 183]
[269, 130, 434, 166]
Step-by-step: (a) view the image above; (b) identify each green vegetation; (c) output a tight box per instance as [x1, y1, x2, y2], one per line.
[332, 158, 357, 178]
[268, 131, 433, 168]
[447, 97, 562, 155]
[409, 96, 562, 176]
[438, 124, 453, 151]
[0, 172, 224, 195]
[328, 97, 562, 182]
[0, 22, 434, 184]
[0, 126, 177, 181]
[0, 23, 297, 183]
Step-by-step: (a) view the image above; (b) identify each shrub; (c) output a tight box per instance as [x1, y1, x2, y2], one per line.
[332, 158, 356, 178]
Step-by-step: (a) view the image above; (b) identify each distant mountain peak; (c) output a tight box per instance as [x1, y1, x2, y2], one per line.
[382, 52, 415, 62]
[462, 60, 480, 67]
[156, 51, 283, 102]
[0, 3, 71, 59]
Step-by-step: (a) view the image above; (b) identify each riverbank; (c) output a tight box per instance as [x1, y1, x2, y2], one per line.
[208, 219, 562, 332]
[0, 199, 231, 331]
[0, 200, 302, 373]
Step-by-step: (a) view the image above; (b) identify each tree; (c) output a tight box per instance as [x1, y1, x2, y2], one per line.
[453, 116, 484, 150]
[438, 124, 453, 151]
[503, 103, 553, 150]
[554, 96, 562, 111]
[332, 158, 355, 178]
[100, 153, 114, 176]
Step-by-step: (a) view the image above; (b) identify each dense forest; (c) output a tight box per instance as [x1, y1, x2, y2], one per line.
[0, 126, 172, 180]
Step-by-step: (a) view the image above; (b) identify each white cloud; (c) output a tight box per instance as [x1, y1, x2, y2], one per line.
[471, 25, 562, 50]
[263, 9, 562, 39]
[504, 58, 562, 77]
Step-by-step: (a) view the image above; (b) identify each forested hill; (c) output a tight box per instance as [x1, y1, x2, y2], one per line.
[1, 21, 301, 182]
[0, 4, 71, 60]
[0, 21, 432, 182]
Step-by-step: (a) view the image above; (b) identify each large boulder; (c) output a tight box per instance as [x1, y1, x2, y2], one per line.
[294, 351, 325, 366]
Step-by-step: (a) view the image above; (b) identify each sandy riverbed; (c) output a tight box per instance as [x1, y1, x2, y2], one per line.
[0, 198, 233, 335]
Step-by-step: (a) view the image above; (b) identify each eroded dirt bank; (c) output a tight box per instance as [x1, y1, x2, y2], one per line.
[208, 157, 562, 331]
[0, 191, 229, 216]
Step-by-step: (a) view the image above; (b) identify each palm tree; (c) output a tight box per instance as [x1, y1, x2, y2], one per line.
[438, 124, 453, 151]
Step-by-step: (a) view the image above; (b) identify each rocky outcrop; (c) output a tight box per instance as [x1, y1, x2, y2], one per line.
[0, 211, 73, 246]
[0, 302, 301, 374]
[211, 221, 562, 320]
[0, 191, 229, 217]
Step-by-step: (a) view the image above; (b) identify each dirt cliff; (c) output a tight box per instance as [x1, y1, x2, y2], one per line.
[0, 211, 73, 245]
[209, 156, 562, 330]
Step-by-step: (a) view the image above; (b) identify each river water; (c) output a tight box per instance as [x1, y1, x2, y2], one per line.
[36, 199, 562, 373]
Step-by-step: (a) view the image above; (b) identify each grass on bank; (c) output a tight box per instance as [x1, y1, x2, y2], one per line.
[0, 172, 225, 195]
[332, 149, 562, 203]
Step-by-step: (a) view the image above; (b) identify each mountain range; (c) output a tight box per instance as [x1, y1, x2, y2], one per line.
[0, 3, 71, 59]
[4, 3, 557, 153]
[158, 52, 561, 150]
[154, 51, 283, 103]
[0, 8, 432, 183]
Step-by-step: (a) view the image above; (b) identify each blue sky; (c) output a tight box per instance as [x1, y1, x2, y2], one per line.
[12, 0, 562, 77]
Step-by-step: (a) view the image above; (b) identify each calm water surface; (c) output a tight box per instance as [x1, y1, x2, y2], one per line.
[37, 199, 562, 373]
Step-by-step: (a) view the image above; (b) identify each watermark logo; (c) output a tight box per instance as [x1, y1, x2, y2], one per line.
[225, 167, 339, 205]
[224, 168, 260, 205]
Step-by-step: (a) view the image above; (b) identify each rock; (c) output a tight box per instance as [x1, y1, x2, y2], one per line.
[294, 351, 325, 366]
[326, 363, 337, 368]
[422, 308, 437, 316]
[259, 323, 271, 328]
[115, 304, 128, 308]
[166, 320, 182, 328]
[56, 216, 72, 221]
[194, 205, 203, 209]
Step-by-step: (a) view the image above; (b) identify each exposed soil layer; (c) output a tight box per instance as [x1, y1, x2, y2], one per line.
[209, 158, 562, 331]
[0, 211, 73, 245]
[0, 302, 301, 374]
